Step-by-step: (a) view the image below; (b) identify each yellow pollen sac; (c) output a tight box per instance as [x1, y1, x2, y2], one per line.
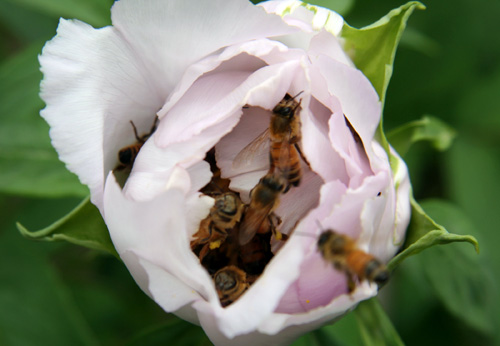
[209, 240, 222, 250]
[306, 299, 310, 304]
[275, 230, 283, 241]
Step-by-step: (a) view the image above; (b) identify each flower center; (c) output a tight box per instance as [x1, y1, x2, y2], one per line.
[190, 94, 322, 307]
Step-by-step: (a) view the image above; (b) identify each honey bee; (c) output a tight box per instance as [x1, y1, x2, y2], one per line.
[214, 265, 249, 307]
[317, 229, 389, 293]
[232, 93, 308, 191]
[238, 173, 286, 245]
[116, 116, 158, 170]
[269, 92, 305, 190]
[191, 192, 245, 260]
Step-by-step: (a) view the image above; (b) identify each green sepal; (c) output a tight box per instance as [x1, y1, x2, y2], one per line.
[17, 196, 118, 258]
[341, 1, 425, 161]
[403, 199, 496, 336]
[387, 115, 457, 157]
[354, 298, 405, 346]
[387, 196, 479, 271]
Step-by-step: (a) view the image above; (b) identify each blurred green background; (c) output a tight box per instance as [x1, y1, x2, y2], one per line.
[0, 0, 499, 345]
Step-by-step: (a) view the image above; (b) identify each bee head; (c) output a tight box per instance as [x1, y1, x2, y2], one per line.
[215, 270, 237, 292]
[365, 259, 389, 286]
[317, 230, 333, 249]
[215, 193, 238, 216]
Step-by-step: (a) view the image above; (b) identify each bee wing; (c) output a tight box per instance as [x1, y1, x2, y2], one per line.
[232, 129, 270, 171]
[238, 204, 274, 245]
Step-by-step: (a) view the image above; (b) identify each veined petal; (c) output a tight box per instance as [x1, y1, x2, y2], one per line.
[40, 19, 164, 211]
[111, 0, 296, 96]
[103, 173, 218, 305]
[260, 1, 344, 36]
[311, 54, 382, 169]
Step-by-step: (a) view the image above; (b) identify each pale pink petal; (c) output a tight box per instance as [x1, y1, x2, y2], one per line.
[300, 98, 348, 183]
[392, 149, 412, 248]
[124, 114, 239, 201]
[111, 0, 296, 96]
[120, 250, 201, 320]
[308, 29, 354, 67]
[260, 1, 344, 35]
[311, 55, 382, 165]
[103, 173, 218, 304]
[39, 19, 163, 211]
[259, 282, 376, 335]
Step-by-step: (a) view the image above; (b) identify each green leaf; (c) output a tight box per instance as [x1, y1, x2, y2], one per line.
[1, 0, 113, 27]
[387, 115, 456, 157]
[127, 317, 211, 346]
[388, 197, 479, 271]
[17, 196, 118, 258]
[354, 298, 404, 346]
[341, 1, 425, 104]
[0, 41, 89, 198]
[341, 2, 425, 159]
[411, 200, 497, 336]
[0, 197, 99, 346]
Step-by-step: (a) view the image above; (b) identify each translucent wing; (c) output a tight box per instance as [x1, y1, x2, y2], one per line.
[238, 203, 274, 245]
[232, 128, 270, 171]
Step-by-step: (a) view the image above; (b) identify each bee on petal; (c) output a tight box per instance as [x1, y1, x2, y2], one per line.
[317, 229, 389, 293]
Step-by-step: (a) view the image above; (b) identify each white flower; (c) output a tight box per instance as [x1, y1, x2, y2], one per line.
[39, 0, 411, 344]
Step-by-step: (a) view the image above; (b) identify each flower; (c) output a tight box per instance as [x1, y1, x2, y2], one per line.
[39, 0, 411, 344]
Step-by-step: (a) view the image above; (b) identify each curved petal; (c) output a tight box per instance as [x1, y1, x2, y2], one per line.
[103, 173, 218, 305]
[39, 19, 163, 211]
[310, 55, 382, 166]
[111, 0, 296, 96]
[260, 1, 344, 35]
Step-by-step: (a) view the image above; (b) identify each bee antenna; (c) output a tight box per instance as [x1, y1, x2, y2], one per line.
[291, 91, 304, 100]
[315, 219, 325, 231]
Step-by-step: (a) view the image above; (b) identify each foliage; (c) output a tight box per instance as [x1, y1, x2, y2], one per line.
[1, 0, 499, 345]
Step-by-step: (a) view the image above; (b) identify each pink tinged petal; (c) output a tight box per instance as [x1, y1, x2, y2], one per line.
[160, 39, 306, 118]
[275, 252, 348, 313]
[191, 229, 308, 338]
[261, 282, 376, 335]
[321, 172, 390, 241]
[124, 113, 240, 202]
[300, 101, 348, 183]
[363, 145, 411, 262]
[111, 0, 296, 96]
[39, 19, 163, 211]
[311, 55, 382, 163]
[273, 171, 324, 238]
[328, 111, 372, 189]
[260, 1, 344, 35]
[120, 251, 201, 322]
[156, 71, 251, 146]
[391, 148, 412, 249]
[103, 173, 218, 305]
[308, 29, 354, 67]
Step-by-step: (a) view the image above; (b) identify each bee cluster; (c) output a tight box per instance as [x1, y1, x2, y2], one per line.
[190, 93, 306, 307]
[115, 93, 390, 306]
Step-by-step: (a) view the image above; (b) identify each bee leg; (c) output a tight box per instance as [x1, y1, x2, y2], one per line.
[346, 271, 356, 294]
[129, 120, 142, 142]
[294, 143, 310, 167]
[198, 243, 210, 263]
